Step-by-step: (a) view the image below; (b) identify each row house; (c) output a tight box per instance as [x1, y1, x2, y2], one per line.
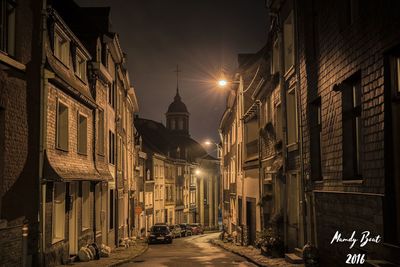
[40, 1, 139, 265]
[221, 0, 400, 265]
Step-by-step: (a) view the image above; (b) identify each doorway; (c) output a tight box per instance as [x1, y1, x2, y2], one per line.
[246, 198, 256, 245]
[69, 182, 78, 255]
[287, 172, 301, 250]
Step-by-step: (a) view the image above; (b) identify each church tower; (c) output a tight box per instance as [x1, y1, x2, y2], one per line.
[166, 65, 190, 136]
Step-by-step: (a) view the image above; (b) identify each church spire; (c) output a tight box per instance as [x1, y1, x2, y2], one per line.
[174, 64, 181, 98]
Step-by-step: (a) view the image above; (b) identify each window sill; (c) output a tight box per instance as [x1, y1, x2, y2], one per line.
[77, 151, 88, 156]
[82, 227, 91, 232]
[55, 146, 69, 152]
[0, 52, 25, 71]
[54, 55, 70, 69]
[287, 142, 298, 152]
[52, 237, 64, 245]
[75, 74, 88, 85]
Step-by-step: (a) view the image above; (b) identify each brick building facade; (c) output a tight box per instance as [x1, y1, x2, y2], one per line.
[220, 0, 400, 265]
[0, 0, 42, 265]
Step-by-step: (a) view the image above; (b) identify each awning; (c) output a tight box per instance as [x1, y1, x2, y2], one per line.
[43, 150, 105, 182]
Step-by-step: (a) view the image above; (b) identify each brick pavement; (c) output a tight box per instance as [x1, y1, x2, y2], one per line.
[211, 239, 304, 267]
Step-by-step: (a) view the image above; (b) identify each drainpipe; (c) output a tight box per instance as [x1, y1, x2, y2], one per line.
[276, 12, 289, 250]
[256, 100, 264, 232]
[38, 2, 48, 266]
[114, 77, 119, 247]
[293, 0, 308, 246]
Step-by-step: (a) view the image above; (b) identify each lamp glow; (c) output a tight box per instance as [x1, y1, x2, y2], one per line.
[218, 80, 228, 87]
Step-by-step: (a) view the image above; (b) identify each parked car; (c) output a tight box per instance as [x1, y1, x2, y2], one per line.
[169, 225, 182, 238]
[148, 225, 173, 244]
[189, 223, 204, 235]
[179, 223, 192, 237]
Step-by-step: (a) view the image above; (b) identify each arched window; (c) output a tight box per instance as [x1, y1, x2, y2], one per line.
[171, 119, 175, 129]
[178, 118, 183, 130]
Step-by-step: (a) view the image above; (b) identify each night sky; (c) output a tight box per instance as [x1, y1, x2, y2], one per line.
[76, 0, 268, 147]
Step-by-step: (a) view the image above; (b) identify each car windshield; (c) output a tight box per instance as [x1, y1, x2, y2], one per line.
[151, 226, 168, 233]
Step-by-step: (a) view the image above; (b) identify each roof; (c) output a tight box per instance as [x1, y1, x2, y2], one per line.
[135, 117, 214, 163]
[167, 89, 189, 114]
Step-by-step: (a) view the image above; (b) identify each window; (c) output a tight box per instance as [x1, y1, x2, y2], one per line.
[392, 56, 400, 94]
[265, 95, 272, 124]
[56, 101, 69, 151]
[75, 52, 86, 80]
[287, 87, 298, 145]
[108, 83, 115, 108]
[171, 119, 175, 130]
[52, 182, 65, 242]
[54, 29, 70, 66]
[109, 130, 115, 164]
[178, 166, 182, 176]
[82, 182, 90, 230]
[95, 183, 101, 231]
[178, 118, 183, 130]
[311, 98, 322, 180]
[98, 110, 104, 155]
[271, 39, 279, 75]
[77, 114, 87, 154]
[276, 103, 282, 141]
[0, 0, 16, 56]
[341, 73, 362, 179]
[284, 11, 294, 74]
[109, 189, 114, 229]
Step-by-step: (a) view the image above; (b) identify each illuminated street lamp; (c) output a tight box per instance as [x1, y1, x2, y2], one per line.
[203, 139, 222, 159]
[218, 79, 228, 87]
[195, 169, 201, 176]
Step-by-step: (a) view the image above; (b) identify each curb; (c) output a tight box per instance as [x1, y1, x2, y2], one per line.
[210, 239, 269, 267]
[108, 243, 149, 267]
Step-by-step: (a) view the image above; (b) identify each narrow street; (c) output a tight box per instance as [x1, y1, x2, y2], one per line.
[121, 233, 256, 267]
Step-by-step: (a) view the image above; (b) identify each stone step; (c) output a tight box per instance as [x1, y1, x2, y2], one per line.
[285, 253, 304, 264]
[294, 247, 303, 258]
[365, 260, 398, 267]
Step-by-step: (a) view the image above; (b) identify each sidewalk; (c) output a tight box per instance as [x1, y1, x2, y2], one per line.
[211, 239, 304, 267]
[57, 240, 148, 267]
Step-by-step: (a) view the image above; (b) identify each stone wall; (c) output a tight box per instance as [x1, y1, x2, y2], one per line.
[0, 224, 23, 267]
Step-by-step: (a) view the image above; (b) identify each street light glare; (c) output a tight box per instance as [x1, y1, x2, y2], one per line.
[204, 140, 212, 146]
[195, 169, 201, 175]
[218, 80, 228, 87]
